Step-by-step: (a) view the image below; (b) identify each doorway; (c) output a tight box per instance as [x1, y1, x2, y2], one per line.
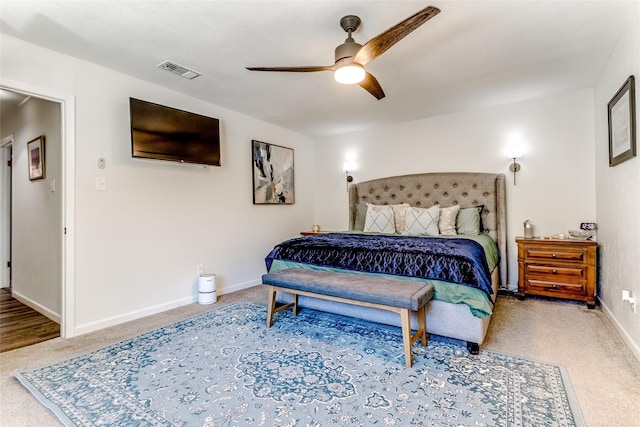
[0, 83, 75, 341]
[0, 90, 62, 348]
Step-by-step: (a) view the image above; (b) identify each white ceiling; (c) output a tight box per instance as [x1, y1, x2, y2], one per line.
[0, 1, 636, 137]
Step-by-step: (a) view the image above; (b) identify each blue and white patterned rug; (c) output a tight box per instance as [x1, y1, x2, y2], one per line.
[15, 301, 584, 426]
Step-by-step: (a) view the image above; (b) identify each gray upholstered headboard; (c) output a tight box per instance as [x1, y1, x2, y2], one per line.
[348, 172, 507, 288]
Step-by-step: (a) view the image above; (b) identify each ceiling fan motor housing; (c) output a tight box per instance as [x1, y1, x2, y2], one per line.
[335, 39, 362, 64]
[335, 15, 363, 64]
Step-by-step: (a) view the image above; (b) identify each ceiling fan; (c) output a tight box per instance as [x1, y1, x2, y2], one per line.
[246, 5, 441, 100]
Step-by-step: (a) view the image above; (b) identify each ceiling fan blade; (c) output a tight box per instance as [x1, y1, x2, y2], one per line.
[353, 6, 440, 65]
[246, 66, 335, 72]
[358, 72, 385, 100]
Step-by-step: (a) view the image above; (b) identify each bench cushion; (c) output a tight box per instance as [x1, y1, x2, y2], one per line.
[262, 269, 434, 311]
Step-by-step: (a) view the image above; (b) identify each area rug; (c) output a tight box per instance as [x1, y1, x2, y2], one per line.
[15, 301, 584, 426]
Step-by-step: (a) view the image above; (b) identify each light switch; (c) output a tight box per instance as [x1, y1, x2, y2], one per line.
[96, 176, 107, 191]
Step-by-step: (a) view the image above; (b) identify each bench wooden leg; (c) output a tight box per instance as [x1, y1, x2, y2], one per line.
[418, 306, 427, 347]
[292, 293, 299, 316]
[266, 286, 277, 328]
[266, 287, 299, 328]
[400, 309, 413, 368]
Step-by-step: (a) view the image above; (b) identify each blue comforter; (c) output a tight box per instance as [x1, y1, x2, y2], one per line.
[265, 233, 493, 298]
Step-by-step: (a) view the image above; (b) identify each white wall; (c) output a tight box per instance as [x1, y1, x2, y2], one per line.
[594, 7, 640, 356]
[0, 97, 62, 320]
[0, 35, 315, 335]
[314, 89, 597, 291]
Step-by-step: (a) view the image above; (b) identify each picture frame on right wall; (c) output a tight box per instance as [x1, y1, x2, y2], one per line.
[608, 75, 636, 167]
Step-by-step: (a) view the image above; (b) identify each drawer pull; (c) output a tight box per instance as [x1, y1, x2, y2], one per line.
[552, 284, 557, 288]
[552, 253, 557, 258]
[552, 269, 557, 274]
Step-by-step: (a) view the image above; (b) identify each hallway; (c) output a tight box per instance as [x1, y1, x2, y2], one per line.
[0, 288, 59, 352]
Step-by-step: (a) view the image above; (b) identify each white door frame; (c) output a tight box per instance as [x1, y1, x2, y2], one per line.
[1, 135, 13, 291]
[1, 80, 76, 338]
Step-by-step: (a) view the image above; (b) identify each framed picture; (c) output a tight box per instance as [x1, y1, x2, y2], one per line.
[252, 140, 295, 204]
[608, 75, 636, 167]
[27, 135, 45, 181]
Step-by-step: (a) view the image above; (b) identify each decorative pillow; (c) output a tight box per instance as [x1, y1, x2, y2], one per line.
[404, 205, 440, 236]
[364, 204, 396, 234]
[456, 205, 484, 235]
[354, 204, 368, 231]
[391, 203, 411, 233]
[438, 205, 461, 235]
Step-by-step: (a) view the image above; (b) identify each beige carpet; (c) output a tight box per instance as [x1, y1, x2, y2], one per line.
[1, 286, 639, 426]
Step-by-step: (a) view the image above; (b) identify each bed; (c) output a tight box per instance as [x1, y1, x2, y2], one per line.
[266, 172, 507, 352]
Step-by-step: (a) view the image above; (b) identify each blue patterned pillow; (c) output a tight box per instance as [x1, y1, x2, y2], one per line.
[403, 205, 440, 236]
[364, 204, 396, 234]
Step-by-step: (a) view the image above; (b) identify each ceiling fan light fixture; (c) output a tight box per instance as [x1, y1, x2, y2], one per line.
[246, 6, 440, 99]
[334, 64, 365, 84]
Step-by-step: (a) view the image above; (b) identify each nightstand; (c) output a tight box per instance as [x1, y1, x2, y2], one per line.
[300, 231, 330, 236]
[516, 237, 597, 308]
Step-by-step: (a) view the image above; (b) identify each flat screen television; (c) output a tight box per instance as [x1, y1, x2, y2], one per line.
[129, 97, 221, 166]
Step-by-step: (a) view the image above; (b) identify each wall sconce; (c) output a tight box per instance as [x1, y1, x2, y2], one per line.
[507, 144, 522, 185]
[343, 162, 353, 191]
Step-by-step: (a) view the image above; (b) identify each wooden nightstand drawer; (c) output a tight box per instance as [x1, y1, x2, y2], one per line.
[524, 246, 587, 263]
[525, 264, 586, 281]
[525, 278, 586, 296]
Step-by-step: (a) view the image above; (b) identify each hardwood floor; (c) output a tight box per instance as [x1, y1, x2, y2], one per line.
[0, 288, 59, 352]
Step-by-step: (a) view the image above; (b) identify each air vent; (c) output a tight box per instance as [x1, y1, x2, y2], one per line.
[157, 60, 201, 80]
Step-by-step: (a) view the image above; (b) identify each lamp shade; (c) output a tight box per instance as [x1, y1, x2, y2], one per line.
[335, 64, 365, 84]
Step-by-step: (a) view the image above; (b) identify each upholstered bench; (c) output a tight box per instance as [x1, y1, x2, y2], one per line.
[261, 268, 435, 367]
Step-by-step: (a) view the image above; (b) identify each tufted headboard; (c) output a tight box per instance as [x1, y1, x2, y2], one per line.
[348, 172, 507, 288]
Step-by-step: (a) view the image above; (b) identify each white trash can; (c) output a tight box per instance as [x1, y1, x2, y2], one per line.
[198, 274, 216, 304]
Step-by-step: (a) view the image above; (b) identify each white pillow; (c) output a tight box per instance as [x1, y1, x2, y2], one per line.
[391, 203, 411, 233]
[404, 205, 440, 236]
[364, 204, 396, 233]
[438, 205, 461, 235]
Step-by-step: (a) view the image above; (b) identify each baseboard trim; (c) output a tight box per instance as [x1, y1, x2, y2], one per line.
[11, 291, 61, 324]
[74, 278, 262, 336]
[219, 278, 261, 296]
[74, 296, 193, 336]
[599, 297, 640, 364]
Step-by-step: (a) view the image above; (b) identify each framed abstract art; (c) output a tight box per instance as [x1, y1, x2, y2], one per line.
[251, 140, 295, 204]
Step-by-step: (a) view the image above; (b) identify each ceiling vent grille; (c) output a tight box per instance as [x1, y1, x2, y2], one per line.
[157, 60, 201, 80]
